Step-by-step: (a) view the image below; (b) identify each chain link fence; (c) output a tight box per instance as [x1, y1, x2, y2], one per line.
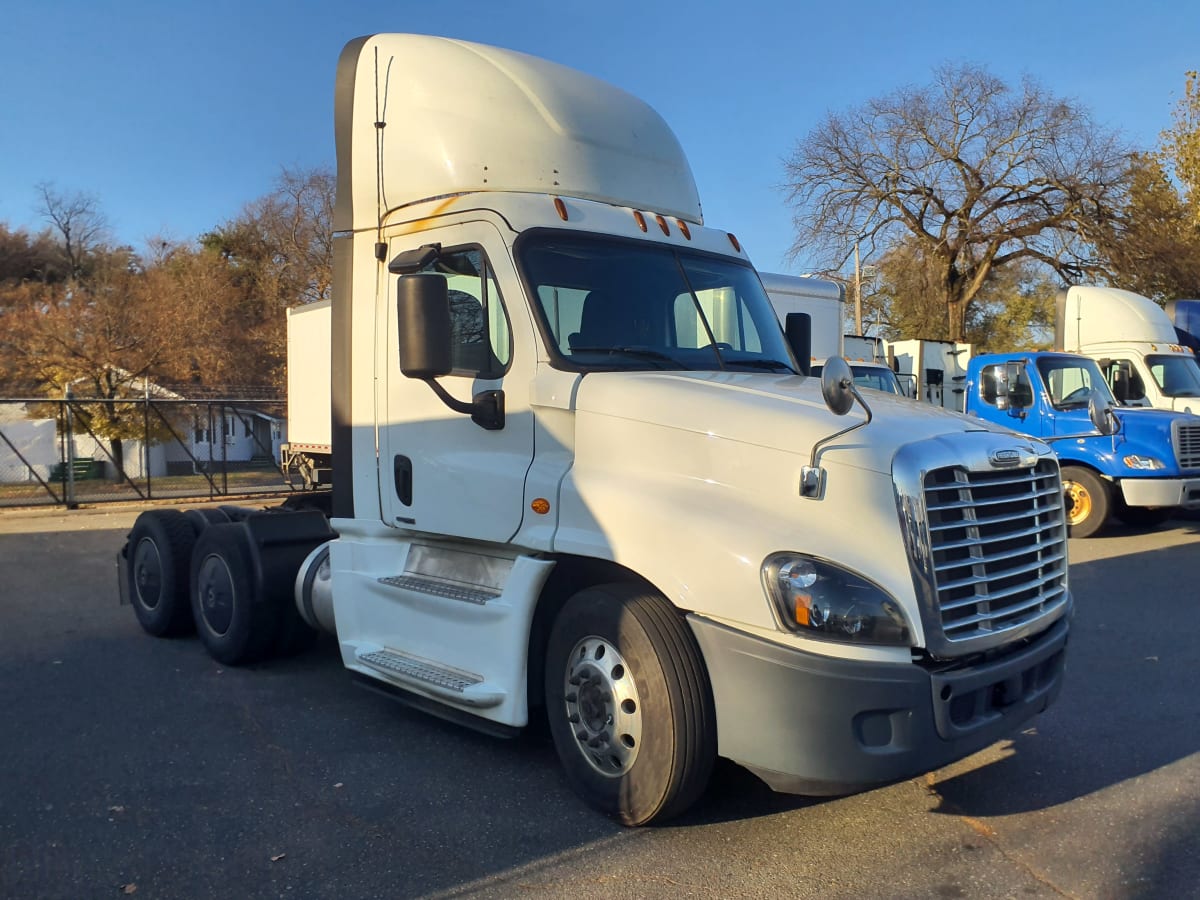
[0, 397, 305, 509]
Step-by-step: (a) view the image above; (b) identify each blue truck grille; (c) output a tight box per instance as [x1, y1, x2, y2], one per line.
[923, 460, 1069, 645]
[1175, 421, 1200, 469]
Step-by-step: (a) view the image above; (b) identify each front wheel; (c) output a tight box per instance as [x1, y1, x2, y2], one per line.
[544, 583, 716, 826]
[1061, 466, 1110, 538]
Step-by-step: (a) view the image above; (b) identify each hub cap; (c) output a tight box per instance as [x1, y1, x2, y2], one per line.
[196, 554, 235, 636]
[132, 538, 163, 610]
[562, 636, 642, 777]
[1064, 481, 1092, 526]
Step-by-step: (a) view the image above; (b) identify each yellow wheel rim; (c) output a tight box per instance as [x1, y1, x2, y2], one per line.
[1064, 481, 1092, 526]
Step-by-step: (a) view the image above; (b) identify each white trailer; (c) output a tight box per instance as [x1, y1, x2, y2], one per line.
[887, 339, 973, 411]
[1057, 285, 1200, 414]
[279, 299, 333, 488]
[120, 34, 1071, 826]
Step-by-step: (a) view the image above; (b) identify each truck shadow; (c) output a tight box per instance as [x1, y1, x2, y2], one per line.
[926, 536, 1200, 818]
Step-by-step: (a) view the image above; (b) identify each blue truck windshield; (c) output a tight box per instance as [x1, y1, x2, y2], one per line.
[519, 234, 797, 373]
[1035, 356, 1116, 409]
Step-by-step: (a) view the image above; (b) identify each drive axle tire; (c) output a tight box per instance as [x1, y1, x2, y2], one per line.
[1062, 466, 1110, 538]
[127, 509, 197, 637]
[544, 583, 716, 826]
[189, 523, 279, 665]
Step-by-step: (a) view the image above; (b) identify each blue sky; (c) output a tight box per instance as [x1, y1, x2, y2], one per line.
[1, 0, 1195, 276]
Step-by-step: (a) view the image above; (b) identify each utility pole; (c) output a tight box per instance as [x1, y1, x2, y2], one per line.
[853, 242, 862, 334]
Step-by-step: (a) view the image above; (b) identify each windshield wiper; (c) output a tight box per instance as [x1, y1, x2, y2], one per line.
[723, 358, 796, 373]
[569, 347, 691, 369]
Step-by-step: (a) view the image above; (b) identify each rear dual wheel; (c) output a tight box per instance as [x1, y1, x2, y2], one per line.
[128, 510, 196, 636]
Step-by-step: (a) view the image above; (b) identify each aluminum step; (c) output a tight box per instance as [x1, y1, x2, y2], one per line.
[357, 649, 504, 708]
[377, 574, 499, 606]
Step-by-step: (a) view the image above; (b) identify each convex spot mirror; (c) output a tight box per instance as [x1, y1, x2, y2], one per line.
[821, 356, 855, 416]
[1088, 391, 1119, 436]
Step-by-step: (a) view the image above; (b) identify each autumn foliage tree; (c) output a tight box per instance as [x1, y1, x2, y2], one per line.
[785, 63, 1132, 341]
[1095, 73, 1200, 299]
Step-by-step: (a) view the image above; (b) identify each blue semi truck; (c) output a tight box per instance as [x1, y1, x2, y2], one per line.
[964, 351, 1200, 537]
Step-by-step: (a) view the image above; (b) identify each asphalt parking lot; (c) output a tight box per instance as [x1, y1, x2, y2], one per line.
[1, 502, 1198, 899]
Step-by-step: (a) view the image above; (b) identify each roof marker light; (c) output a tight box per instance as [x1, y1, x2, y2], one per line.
[633, 210, 648, 232]
[553, 198, 568, 221]
[728, 233, 742, 252]
[655, 215, 670, 236]
[676, 219, 691, 240]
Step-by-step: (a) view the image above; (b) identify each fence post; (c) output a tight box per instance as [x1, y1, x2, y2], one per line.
[143, 384, 152, 499]
[64, 386, 77, 509]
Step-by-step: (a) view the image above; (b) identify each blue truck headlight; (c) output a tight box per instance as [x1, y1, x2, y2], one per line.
[1122, 455, 1165, 470]
[762, 553, 913, 646]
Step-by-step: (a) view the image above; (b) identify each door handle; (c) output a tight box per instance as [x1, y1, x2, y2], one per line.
[393, 455, 413, 506]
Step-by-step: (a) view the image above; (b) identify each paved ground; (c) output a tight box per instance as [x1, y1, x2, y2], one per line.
[0, 502, 1197, 899]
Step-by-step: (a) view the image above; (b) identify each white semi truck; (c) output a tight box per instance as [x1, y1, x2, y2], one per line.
[119, 34, 1072, 826]
[1056, 285, 1200, 414]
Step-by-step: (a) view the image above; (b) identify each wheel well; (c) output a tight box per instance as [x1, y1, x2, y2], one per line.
[525, 555, 662, 721]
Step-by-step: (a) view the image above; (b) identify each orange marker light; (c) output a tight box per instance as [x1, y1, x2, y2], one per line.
[676, 219, 691, 240]
[553, 198, 568, 221]
[727, 233, 742, 252]
[531, 498, 551, 515]
[655, 214, 670, 236]
[633, 210, 648, 232]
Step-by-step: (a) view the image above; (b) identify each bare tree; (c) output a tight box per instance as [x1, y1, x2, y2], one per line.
[785, 64, 1132, 340]
[37, 183, 111, 280]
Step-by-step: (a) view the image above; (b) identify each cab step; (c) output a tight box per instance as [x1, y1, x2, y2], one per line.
[357, 648, 505, 708]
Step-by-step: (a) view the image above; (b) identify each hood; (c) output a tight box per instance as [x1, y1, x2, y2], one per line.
[573, 370, 997, 475]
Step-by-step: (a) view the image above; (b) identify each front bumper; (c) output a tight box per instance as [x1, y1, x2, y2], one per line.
[1118, 476, 1200, 510]
[688, 613, 1068, 795]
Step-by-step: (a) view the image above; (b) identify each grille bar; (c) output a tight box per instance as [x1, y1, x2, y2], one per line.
[922, 459, 1069, 646]
[935, 545, 1068, 585]
[1175, 421, 1200, 469]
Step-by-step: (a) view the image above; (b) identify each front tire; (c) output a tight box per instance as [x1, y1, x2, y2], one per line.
[544, 583, 716, 826]
[1061, 466, 1110, 538]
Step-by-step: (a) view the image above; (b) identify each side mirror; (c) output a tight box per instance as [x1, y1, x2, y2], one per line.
[395, 273, 505, 430]
[784, 312, 812, 376]
[397, 274, 453, 378]
[1088, 391, 1119, 436]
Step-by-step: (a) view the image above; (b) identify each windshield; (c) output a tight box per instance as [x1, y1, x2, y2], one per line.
[518, 233, 796, 373]
[1146, 354, 1200, 398]
[1035, 356, 1116, 410]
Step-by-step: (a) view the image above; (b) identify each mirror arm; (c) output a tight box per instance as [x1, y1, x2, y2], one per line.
[422, 378, 506, 430]
[802, 384, 872, 498]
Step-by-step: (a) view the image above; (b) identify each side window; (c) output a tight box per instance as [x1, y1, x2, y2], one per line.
[418, 248, 511, 379]
[1100, 358, 1145, 403]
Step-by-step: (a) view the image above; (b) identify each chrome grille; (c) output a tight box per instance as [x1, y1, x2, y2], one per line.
[1175, 420, 1200, 469]
[923, 460, 1068, 646]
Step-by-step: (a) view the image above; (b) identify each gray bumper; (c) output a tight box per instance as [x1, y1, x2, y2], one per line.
[1118, 476, 1200, 509]
[688, 614, 1069, 796]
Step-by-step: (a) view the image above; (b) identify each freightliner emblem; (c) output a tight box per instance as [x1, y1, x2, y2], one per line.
[989, 446, 1038, 468]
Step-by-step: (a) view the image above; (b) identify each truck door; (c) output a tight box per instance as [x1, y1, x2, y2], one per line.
[380, 223, 535, 543]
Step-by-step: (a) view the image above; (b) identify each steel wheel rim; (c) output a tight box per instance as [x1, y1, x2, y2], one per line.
[563, 636, 642, 778]
[1065, 481, 1092, 526]
[132, 537, 163, 610]
[196, 553, 235, 636]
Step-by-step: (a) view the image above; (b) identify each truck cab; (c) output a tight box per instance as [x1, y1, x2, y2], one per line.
[1057, 285, 1200, 414]
[965, 351, 1200, 535]
[121, 34, 1074, 827]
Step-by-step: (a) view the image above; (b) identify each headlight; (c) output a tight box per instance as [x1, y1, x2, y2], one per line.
[1122, 455, 1165, 470]
[762, 553, 912, 646]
